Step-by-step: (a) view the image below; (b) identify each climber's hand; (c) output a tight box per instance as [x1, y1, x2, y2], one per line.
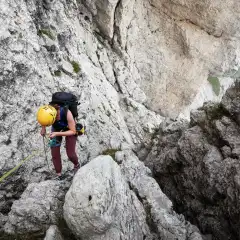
[49, 132, 58, 139]
[40, 127, 46, 136]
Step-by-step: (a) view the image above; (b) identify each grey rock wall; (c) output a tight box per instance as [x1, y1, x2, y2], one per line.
[0, 0, 239, 185]
[1, 0, 240, 239]
[0, 0, 163, 184]
[109, 0, 239, 117]
[145, 82, 240, 240]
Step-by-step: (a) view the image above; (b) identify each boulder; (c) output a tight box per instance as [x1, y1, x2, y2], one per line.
[64, 155, 151, 239]
[4, 180, 70, 237]
[64, 153, 202, 239]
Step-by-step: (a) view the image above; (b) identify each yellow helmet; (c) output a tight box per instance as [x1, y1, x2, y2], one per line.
[37, 105, 57, 126]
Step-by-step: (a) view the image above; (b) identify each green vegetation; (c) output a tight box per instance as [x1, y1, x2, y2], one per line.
[54, 70, 62, 77]
[37, 29, 55, 40]
[102, 148, 119, 159]
[71, 61, 81, 73]
[208, 77, 221, 96]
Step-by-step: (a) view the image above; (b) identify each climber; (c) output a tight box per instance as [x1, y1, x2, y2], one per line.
[37, 103, 80, 180]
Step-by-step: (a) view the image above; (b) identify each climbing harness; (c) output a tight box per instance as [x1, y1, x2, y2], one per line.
[48, 136, 62, 147]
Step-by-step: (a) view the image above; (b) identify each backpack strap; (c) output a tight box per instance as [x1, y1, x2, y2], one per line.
[61, 105, 77, 121]
[59, 106, 68, 122]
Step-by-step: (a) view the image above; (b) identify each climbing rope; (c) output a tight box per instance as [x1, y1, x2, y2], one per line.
[43, 135, 50, 171]
[0, 150, 42, 183]
[0, 136, 51, 183]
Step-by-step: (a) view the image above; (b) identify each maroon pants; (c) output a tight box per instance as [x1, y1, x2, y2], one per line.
[51, 135, 79, 174]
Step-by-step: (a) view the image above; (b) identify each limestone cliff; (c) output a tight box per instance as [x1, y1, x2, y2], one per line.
[0, 0, 240, 239]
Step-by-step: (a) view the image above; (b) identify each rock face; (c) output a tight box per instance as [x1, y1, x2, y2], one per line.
[85, 0, 240, 117]
[1, 0, 239, 181]
[0, 0, 163, 198]
[0, 0, 239, 188]
[44, 225, 64, 240]
[0, 213, 8, 232]
[1, 0, 240, 239]
[145, 82, 240, 240]
[116, 150, 203, 240]
[64, 154, 202, 240]
[4, 180, 71, 237]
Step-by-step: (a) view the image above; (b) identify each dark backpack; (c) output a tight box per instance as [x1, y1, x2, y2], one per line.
[50, 92, 79, 119]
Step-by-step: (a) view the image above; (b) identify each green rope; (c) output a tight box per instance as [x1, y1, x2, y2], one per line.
[0, 150, 42, 183]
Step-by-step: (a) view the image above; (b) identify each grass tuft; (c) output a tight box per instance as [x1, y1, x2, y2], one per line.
[38, 29, 55, 40]
[54, 70, 62, 77]
[102, 149, 119, 159]
[208, 77, 220, 96]
[71, 61, 81, 73]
